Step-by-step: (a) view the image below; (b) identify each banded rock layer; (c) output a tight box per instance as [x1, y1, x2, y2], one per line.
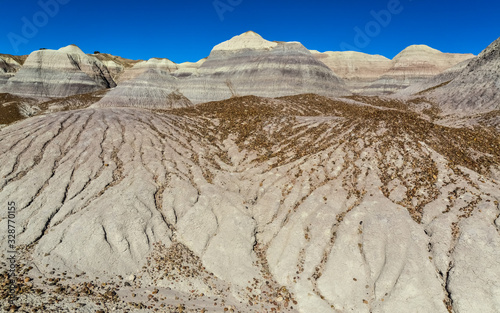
[427, 36, 500, 112]
[98, 32, 351, 107]
[310, 50, 392, 93]
[394, 59, 472, 97]
[172, 58, 207, 78]
[0, 45, 116, 99]
[95, 68, 192, 109]
[116, 58, 207, 82]
[367, 45, 474, 94]
[116, 58, 179, 83]
[313, 45, 474, 95]
[365, 45, 474, 94]
[175, 31, 350, 103]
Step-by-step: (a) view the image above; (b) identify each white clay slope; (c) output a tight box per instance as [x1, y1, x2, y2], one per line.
[0, 95, 499, 312]
[0, 34, 499, 313]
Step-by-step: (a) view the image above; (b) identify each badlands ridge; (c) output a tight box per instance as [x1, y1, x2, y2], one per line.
[0, 32, 499, 313]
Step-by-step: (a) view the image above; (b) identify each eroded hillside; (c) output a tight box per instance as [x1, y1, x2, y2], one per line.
[0, 95, 499, 312]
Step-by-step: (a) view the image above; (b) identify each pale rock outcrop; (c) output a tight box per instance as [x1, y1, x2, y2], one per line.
[315, 190, 447, 313]
[172, 58, 206, 77]
[213, 30, 278, 51]
[447, 211, 500, 312]
[95, 68, 192, 109]
[427, 36, 500, 112]
[0, 45, 116, 98]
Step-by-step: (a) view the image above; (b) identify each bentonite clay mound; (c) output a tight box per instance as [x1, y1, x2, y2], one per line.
[426, 36, 500, 112]
[0, 94, 499, 313]
[0, 45, 116, 99]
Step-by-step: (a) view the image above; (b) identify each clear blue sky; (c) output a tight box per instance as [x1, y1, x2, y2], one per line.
[1, 0, 499, 63]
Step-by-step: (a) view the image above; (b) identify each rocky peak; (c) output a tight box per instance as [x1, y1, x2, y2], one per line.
[58, 44, 86, 55]
[212, 31, 278, 51]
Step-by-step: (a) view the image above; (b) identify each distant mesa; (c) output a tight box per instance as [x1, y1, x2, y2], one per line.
[92, 53, 141, 80]
[174, 58, 207, 77]
[310, 50, 392, 93]
[311, 44, 474, 95]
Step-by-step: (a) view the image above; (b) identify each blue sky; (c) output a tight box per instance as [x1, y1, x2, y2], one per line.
[1, 0, 499, 63]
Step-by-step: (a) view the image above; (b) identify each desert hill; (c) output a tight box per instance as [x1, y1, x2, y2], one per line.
[0, 33, 499, 313]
